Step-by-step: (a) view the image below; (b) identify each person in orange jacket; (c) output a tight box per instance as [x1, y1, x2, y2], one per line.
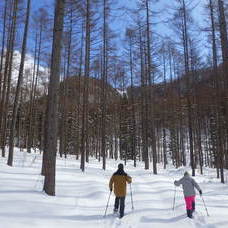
[109, 163, 132, 218]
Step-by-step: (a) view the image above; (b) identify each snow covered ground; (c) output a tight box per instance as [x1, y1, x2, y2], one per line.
[0, 148, 228, 228]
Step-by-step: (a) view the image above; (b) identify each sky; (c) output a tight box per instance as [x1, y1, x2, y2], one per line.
[111, 0, 207, 35]
[27, 0, 208, 48]
[21, 0, 210, 75]
[29, 0, 207, 39]
[32, 0, 54, 10]
[0, 0, 209, 55]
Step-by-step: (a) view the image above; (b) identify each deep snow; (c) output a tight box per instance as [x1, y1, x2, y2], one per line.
[0, 148, 228, 228]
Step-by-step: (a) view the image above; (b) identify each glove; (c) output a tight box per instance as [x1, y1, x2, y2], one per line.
[110, 188, 112, 192]
[199, 190, 202, 195]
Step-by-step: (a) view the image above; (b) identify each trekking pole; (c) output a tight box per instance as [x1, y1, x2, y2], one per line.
[201, 195, 209, 216]
[172, 186, 176, 211]
[130, 183, 134, 210]
[104, 191, 112, 217]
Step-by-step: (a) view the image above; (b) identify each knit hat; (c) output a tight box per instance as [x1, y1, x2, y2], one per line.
[118, 163, 124, 170]
[184, 171, 189, 176]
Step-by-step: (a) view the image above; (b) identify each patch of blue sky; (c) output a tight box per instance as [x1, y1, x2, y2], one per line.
[24, 0, 210, 79]
[110, 0, 207, 58]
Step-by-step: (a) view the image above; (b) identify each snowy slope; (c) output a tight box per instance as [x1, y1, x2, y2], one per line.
[0, 149, 228, 228]
[12, 51, 49, 86]
[2, 50, 49, 90]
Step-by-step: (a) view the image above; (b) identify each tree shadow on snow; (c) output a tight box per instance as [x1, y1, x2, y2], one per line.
[0, 212, 102, 222]
[62, 214, 103, 221]
[140, 214, 186, 224]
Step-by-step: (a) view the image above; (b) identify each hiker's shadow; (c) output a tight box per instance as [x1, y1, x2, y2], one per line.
[141, 214, 186, 224]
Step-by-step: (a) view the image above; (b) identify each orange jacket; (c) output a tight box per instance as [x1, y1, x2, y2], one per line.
[109, 169, 132, 197]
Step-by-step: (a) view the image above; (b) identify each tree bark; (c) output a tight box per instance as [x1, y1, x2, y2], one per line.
[7, 0, 30, 166]
[42, 0, 65, 195]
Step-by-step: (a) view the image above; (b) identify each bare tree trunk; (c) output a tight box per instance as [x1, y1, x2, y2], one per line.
[216, 0, 227, 183]
[129, 32, 137, 167]
[64, 9, 73, 158]
[42, 0, 65, 195]
[80, 0, 90, 172]
[27, 21, 43, 153]
[101, 0, 109, 170]
[181, 0, 195, 176]
[218, 0, 228, 65]
[138, 23, 149, 170]
[161, 47, 167, 168]
[7, 0, 30, 166]
[27, 32, 38, 153]
[0, 0, 8, 101]
[0, 0, 15, 157]
[75, 21, 84, 160]
[145, 0, 157, 173]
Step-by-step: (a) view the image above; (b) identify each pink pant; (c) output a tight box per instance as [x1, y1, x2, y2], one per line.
[184, 196, 195, 210]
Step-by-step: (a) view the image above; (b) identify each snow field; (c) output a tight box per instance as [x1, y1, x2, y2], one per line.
[0, 148, 228, 228]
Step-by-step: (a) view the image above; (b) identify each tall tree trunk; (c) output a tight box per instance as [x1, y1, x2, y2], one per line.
[129, 33, 137, 167]
[0, 0, 8, 101]
[27, 32, 38, 153]
[217, 0, 227, 183]
[64, 9, 73, 158]
[27, 22, 43, 153]
[101, 0, 108, 170]
[0, 0, 15, 156]
[145, 0, 157, 173]
[42, 0, 65, 195]
[80, 0, 90, 172]
[7, 0, 30, 166]
[138, 24, 149, 170]
[75, 21, 84, 160]
[182, 0, 195, 176]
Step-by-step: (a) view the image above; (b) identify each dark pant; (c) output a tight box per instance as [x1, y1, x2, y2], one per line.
[192, 201, 195, 212]
[114, 196, 125, 217]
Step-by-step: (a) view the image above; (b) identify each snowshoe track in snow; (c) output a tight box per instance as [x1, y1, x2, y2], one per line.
[0, 150, 228, 228]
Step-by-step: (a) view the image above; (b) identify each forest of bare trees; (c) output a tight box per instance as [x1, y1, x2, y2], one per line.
[0, 0, 228, 195]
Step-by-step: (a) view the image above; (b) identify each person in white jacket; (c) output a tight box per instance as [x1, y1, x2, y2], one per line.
[174, 171, 202, 218]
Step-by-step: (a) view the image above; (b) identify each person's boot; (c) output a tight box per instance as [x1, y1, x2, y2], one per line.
[187, 210, 193, 218]
[113, 208, 118, 214]
[119, 213, 124, 219]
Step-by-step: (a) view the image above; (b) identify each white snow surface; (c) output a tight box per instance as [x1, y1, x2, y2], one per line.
[0, 148, 228, 228]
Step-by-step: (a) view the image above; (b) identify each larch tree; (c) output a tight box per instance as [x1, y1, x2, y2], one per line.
[42, 0, 65, 196]
[27, 8, 49, 154]
[7, 0, 31, 166]
[125, 28, 137, 167]
[217, 0, 228, 183]
[0, 0, 8, 102]
[170, 0, 197, 176]
[0, 0, 18, 157]
[101, 0, 108, 170]
[80, 0, 91, 172]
